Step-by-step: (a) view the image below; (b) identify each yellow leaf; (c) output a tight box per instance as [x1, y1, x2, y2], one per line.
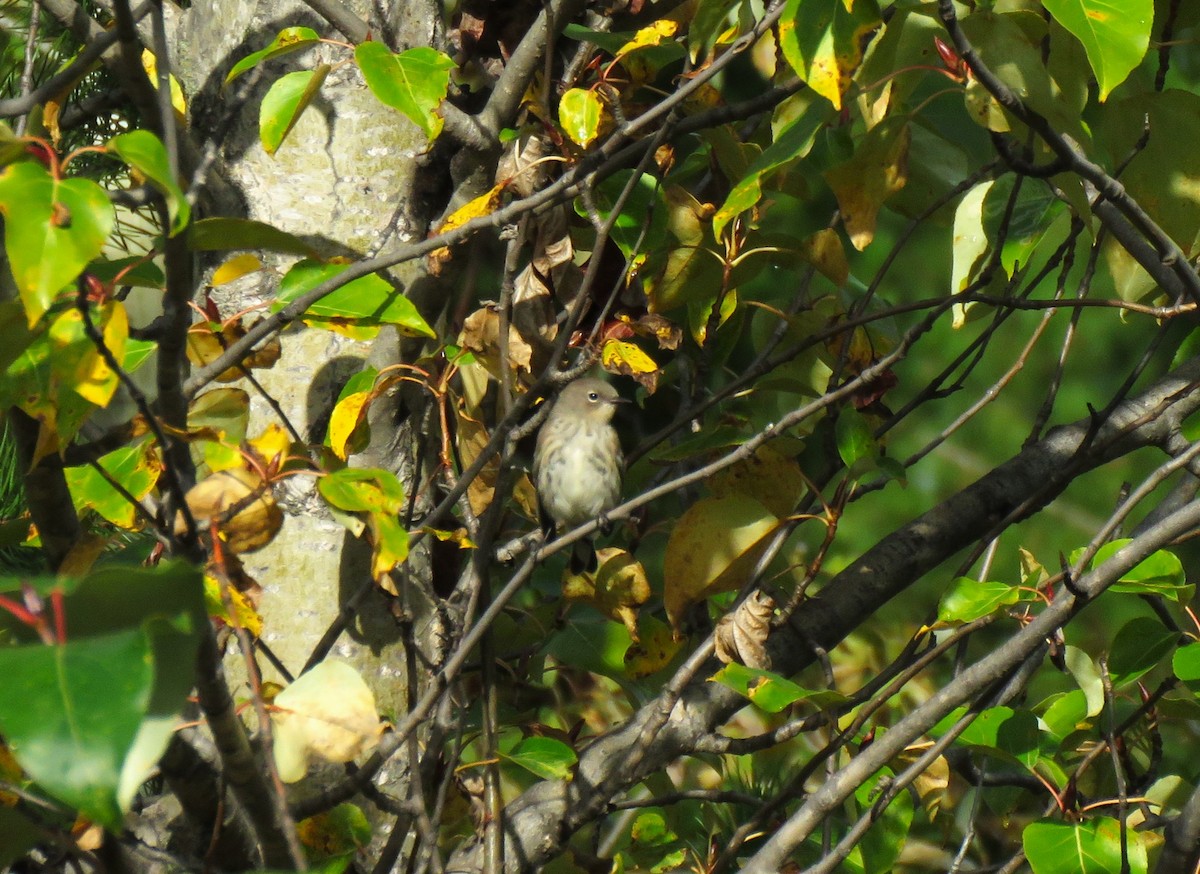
[141, 49, 187, 121]
[56, 534, 109, 578]
[563, 548, 651, 641]
[615, 20, 679, 59]
[248, 422, 292, 468]
[179, 468, 282, 554]
[798, 228, 849, 286]
[430, 184, 505, 268]
[211, 253, 263, 286]
[271, 660, 382, 783]
[823, 121, 910, 250]
[663, 496, 780, 634]
[624, 615, 684, 678]
[601, 338, 659, 394]
[710, 443, 808, 520]
[204, 573, 264, 637]
[58, 302, 128, 407]
[328, 391, 370, 460]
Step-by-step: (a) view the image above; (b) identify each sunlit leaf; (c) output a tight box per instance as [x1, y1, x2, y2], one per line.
[1042, 0, 1151, 101]
[937, 577, 1019, 624]
[559, 88, 606, 148]
[211, 253, 263, 286]
[1023, 818, 1147, 874]
[108, 130, 190, 235]
[260, 65, 331, 156]
[663, 496, 779, 633]
[275, 259, 435, 338]
[225, 27, 322, 86]
[272, 660, 382, 783]
[0, 162, 114, 326]
[355, 42, 454, 140]
[65, 440, 159, 529]
[778, 0, 881, 110]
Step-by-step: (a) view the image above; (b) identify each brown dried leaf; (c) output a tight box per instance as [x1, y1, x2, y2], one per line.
[713, 591, 775, 669]
[495, 130, 552, 198]
[179, 468, 283, 554]
[460, 305, 535, 383]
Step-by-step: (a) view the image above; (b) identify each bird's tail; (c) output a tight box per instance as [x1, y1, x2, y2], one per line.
[569, 539, 598, 575]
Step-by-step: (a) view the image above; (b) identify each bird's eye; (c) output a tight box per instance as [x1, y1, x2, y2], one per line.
[588, 391, 600, 401]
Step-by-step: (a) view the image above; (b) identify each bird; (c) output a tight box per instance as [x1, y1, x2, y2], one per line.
[532, 378, 625, 574]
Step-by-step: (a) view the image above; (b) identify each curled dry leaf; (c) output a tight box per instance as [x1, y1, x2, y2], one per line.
[271, 660, 383, 783]
[177, 467, 283, 553]
[713, 590, 776, 669]
[186, 317, 281, 383]
[460, 305, 535, 384]
[495, 130, 552, 198]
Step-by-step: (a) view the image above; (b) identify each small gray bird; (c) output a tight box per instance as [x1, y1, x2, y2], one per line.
[533, 378, 625, 574]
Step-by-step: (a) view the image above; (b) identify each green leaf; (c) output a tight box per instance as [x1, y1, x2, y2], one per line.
[778, 0, 881, 110]
[1091, 539, 1190, 600]
[87, 256, 165, 289]
[934, 706, 1039, 769]
[0, 162, 114, 326]
[937, 577, 1020, 623]
[188, 217, 316, 255]
[108, 130, 190, 235]
[122, 338, 156, 373]
[1042, 0, 1151, 100]
[64, 441, 158, 529]
[949, 179, 993, 327]
[501, 736, 577, 781]
[710, 662, 844, 713]
[1174, 642, 1200, 682]
[275, 259, 436, 338]
[1108, 616, 1177, 687]
[189, 387, 251, 443]
[1064, 646, 1103, 718]
[318, 468, 405, 514]
[1024, 818, 1147, 874]
[852, 767, 912, 874]
[1041, 689, 1089, 741]
[0, 807, 43, 867]
[834, 407, 875, 468]
[712, 97, 831, 241]
[225, 26, 322, 86]
[559, 88, 605, 148]
[354, 42, 454, 140]
[260, 65, 331, 156]
[0, 630, 152, 829]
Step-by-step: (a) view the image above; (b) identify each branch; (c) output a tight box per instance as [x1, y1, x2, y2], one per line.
[301, 0, 368, 42]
